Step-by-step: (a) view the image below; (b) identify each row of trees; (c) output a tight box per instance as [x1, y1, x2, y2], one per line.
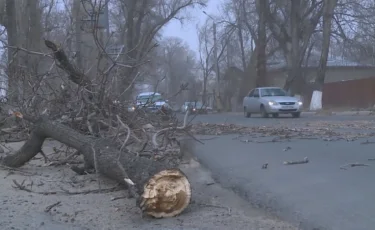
[1, 0, 375, 111]
[0, 0, 208, 112]
[196, 0, 375, 110]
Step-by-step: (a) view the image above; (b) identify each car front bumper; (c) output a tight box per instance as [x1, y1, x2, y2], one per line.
[265, 103, 303, 113]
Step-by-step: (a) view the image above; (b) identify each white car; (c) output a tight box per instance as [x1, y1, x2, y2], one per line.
[243, 87, 303, 118]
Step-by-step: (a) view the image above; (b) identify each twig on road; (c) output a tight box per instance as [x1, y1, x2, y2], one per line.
[283, 146, 292, 151]
[368, 158, 375, 161]
[191, 200, 231, 213]
[360, 140, 375, 145]
[44, 201, 61, 212]
[240, 138, 282, 144]
[283, 157, 309, 165]
[340, 163, 370, 170]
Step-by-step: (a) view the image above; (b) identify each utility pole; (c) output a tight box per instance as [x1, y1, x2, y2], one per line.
[203, 11, 221, 112]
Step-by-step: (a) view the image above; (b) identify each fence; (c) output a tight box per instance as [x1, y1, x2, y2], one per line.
[322, 77, 375, 108]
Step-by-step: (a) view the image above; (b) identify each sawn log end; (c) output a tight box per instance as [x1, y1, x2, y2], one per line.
[139, 168, 191, 218]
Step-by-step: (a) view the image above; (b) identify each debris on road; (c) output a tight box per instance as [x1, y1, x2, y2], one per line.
[190, 120, 375, 143]
[340, 163, 370, 170]
[283, 157, 309, 165]
[261, 163, 268, 169]
[44, 201, 61, 213]
[283, 146, 292, 151]
[360, 140, 375, 145]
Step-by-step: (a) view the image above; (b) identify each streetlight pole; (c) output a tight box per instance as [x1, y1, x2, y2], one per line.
[203, 11, 221, 112]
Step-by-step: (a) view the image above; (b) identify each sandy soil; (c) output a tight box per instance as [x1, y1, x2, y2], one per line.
[0, 140, 298, 230]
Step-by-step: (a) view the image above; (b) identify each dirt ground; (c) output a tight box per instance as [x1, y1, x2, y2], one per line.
[0, 140, 298, 230]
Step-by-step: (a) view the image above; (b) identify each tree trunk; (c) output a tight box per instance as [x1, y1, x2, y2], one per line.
[238, 48, 257, 103]
[284, 0, 301, 94]
[310, 0, 338, 111]
[255, 0, 267, 87]
[237, 21, 247, 72]
[73, 0, 83, 70]
[5, 0, 19, 104]
[202, 74, 207, 105]
[1, 115, 191, 218]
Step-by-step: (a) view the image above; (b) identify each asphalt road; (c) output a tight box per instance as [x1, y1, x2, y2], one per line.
[187, 112, 375, 230]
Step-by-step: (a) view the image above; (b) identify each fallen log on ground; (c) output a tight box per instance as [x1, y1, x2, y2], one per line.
[0, 114, 192, 218]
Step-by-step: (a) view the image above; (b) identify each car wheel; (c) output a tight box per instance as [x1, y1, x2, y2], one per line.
[272, 113, 279, 118]
[292, 112, 301, 118]
[260, 105, 268, 118]
[244, 107, 251, 118]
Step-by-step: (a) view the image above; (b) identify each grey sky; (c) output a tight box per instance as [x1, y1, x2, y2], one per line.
[162, 0, 221, 55]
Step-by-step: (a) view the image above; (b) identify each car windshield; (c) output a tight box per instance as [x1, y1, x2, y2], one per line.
[137, 94, 162, 103]
[194, 102, 203, 108]
[260, 88, 287, 97]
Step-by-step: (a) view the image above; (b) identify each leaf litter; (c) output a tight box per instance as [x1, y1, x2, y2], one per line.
[190, 120, 375, 143]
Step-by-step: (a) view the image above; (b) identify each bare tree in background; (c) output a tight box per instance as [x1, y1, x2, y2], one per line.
[197, 18, 234, 109]
[220, 0, 280, 104]
[113, 0, 207, 100]
[264, 0, 323, 95]
[159, 36, 197, 105]
[197, 22, 214, 106]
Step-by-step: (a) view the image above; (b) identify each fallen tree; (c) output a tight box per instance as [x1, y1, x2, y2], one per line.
[0, 39, 193, 218]
[1, 112, 191, 218]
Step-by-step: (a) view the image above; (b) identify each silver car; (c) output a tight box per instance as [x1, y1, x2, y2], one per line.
[243, 87, 303, 118]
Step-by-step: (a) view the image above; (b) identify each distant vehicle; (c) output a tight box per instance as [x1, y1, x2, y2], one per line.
[131, 92, 172, 114]
[242, 87, 303, 118]
[181, 101, 207, 114]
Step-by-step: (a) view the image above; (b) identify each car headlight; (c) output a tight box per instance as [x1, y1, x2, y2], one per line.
[298, 101, 303, 106]
[268, 101, 278, 106]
